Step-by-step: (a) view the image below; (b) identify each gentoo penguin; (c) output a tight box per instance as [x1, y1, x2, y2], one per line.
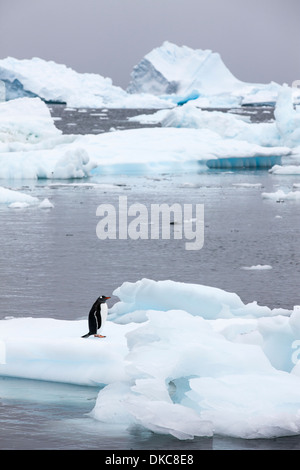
[81, 295, 111, 338]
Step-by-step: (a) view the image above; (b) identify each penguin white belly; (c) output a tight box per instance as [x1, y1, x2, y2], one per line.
[100, 303, 108, 330]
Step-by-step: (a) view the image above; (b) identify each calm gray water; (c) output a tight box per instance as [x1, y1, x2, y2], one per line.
[0, 105, 300, 450]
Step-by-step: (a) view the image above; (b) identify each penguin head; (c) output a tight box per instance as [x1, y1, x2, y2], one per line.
[100, 295, 111, 303]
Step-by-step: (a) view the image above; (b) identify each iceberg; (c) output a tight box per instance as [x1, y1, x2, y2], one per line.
[0, 80, 5, 101]
[2, 278, 300, 440]
[0, 56, 170, 109]
[0, 96, 62, 144]
[127, 41, 289, 107]
[1, 43, 299, 109]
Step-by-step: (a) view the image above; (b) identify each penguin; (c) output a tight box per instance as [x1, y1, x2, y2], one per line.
[81, 295, 111, 338]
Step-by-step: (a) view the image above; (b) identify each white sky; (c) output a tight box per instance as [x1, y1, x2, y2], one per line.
[0, 0, 299, 88]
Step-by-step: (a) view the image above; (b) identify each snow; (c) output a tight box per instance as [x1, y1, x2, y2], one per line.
[2, 278, 300, 440]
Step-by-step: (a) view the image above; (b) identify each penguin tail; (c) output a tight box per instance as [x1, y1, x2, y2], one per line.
[81, 333, 91, 338]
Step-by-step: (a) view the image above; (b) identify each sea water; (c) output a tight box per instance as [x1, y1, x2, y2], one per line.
[0, 106, 299, 450]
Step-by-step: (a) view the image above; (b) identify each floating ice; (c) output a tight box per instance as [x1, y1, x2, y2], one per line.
[0, 186, 39, 205]
[269, 165, 300, 175]
[138, 87, 300, 152]
[0, 96, 62, 144]
[2, 43, 299, 109]
[262, 189, 300, 201]
[2, 278, 300, 440]
[0, 56, 170, 109]
[0, 94, 294, 179]
[0, 80, 5, 102]
[241, 265, 272, 271]
[38, 198, 54, 209]
[128, 41, 288, 107]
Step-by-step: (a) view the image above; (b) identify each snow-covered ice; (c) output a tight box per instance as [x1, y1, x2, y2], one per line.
[0, 80, 5, 102]
[0, 56, 170, 109]
[1, 42, 300, 109]
[0, 97, 292, 179]
[128, 41, 298, 108]
[2, 278, 300, 440]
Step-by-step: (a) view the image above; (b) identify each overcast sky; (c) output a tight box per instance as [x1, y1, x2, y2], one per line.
[0, 0, 299, 89]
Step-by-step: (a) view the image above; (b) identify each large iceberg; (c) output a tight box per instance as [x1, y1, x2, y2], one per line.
[2, 278, 300, 440]
[127, 41, 292, 107]
[0, 56, 170, 109]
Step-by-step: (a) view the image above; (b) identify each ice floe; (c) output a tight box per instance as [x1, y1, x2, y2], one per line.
[2, 278, 300, 440]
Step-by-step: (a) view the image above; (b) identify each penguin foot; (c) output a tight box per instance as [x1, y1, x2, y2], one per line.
[94, 334, 106, 338]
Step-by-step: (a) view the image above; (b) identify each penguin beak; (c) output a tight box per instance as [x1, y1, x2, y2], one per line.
[105, 297, 111, 300]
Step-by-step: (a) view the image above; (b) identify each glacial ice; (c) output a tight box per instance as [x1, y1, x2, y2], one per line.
[0, 56, 171, 109]
[128, 41, 297, 108]
[1, 42, 299, 109]
[0, 80, 5, 102]
[0, 96, 293, 179]
[2, 278, 300, 440]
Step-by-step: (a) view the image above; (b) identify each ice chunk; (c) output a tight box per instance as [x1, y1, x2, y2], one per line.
[38, 198, 54, 209]
[110, 278, 288, 322]
[269, 165, 300, 175]
[262, 189, 300, 201]
[241, 265, 272, 270]
[187, 374, 300, 439]
[0, 186, 39, 205]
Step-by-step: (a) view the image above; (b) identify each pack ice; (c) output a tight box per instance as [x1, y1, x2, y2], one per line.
[0, 93, 296, 181]
[1, 278, 300, 440]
